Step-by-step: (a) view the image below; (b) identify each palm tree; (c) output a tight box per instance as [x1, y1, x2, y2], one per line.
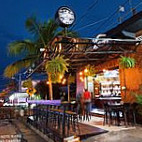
[4, 16, 78, 99]
[4, 17, 59, 78]
[119, 56, 136, 101]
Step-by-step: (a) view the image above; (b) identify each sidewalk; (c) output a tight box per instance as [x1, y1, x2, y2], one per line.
[0, 119, 46, 142]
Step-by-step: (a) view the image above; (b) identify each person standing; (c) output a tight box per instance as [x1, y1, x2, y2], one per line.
[76, 93, 82, 115]
[83, 89, 91, 120]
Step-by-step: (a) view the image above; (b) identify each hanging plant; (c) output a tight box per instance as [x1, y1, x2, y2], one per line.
[45, 56, 69, 83]
[119, 56, 135, 69]
[84, 64, 96, 77]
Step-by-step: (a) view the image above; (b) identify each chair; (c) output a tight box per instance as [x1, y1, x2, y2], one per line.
[103, 103, 112, 126]
[111, 104, 124, 126]
[119, 103, 130, 127]
[131, 103, 137, 126]
[104, 103, 124, 126]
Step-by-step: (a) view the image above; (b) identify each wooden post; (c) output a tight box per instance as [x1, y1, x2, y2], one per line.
[68, 83, 70, 102]
[86, 76, 88, 90]
[48, 75, 53, 100]
[62, 103, 66, 137]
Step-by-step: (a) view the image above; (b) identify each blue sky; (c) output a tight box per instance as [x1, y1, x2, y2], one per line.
[0, 0, 142, 90]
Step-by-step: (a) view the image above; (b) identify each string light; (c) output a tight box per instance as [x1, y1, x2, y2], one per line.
[59, 43, 62, 52]
[59, 75, 63, 79]
[103, 69, 106, 72]
[84, 68, 88, 73]
[79, 72, 83, 75]
[79, 77, 84, 82]
[62, 79, 66, 84]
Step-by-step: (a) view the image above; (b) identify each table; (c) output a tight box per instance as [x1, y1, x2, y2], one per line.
[99, 97, 121, 101]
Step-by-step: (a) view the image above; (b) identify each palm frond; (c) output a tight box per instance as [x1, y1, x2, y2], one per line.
[25, 16, 40, 36]
[26, 16, 47, 47]
[66, 30, 79, 37]
[46, 19, 59, 37]
[38, 19, 59, 46]
[4, 57, 35, 78]
[8, 40, 37, 56]
[57, 30, 79, 38]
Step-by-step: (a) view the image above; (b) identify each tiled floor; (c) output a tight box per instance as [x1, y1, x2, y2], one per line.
[82, 127, 142, 142]
[82, 116, 135, 132]
[81, 116, 142, 142]
[91, 108, 105, 115]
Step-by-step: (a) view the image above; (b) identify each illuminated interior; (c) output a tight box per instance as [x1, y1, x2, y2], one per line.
[94, 69, 121, 98]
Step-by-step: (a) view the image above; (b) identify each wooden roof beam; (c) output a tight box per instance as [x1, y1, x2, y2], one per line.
[70, 58, 103, 62]
[63, 50, 134, 55]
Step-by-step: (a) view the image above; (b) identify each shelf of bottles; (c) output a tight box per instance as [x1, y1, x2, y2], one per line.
[100, 81, 121, 97]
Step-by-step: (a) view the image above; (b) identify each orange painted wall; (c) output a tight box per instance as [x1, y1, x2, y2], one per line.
[119, 68, 142, 102]
[119, 44, 142, 102]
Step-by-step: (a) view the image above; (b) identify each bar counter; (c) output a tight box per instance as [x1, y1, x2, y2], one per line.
[94, 96, 121, 108]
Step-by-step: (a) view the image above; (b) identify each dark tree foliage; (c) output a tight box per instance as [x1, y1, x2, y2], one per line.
[35, 81, 49, 99]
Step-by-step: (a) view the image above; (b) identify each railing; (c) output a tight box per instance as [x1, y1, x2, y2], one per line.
[27, 100, 80, 142]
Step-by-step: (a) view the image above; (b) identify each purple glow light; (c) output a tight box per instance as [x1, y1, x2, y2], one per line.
[27, 100, 61, 106]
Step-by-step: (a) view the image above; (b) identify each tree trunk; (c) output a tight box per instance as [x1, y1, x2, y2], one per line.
[68, 84, 70, 102]
[48, 75, 53, 100]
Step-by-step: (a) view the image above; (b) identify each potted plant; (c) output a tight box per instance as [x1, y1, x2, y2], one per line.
[45, 56, 68, 100]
